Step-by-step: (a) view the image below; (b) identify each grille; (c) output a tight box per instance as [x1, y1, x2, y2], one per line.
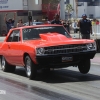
[44, 44, 87, 54]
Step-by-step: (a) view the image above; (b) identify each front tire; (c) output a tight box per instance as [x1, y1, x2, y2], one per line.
[25, 55, 37, 80]
[1, 56, 16, 72]
[78, 59, 90, 74]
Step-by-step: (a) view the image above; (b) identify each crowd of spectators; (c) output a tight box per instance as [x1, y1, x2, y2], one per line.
[3, 12, 100, 37]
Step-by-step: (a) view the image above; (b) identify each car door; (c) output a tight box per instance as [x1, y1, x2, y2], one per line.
[6, 29, 22, 65]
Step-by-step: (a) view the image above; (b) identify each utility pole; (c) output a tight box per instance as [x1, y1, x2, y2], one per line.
[28, 11, 32, 26]
[75, 0, 78, 19]
[75, 0, 80, 38]
[60, 0, 65, 20]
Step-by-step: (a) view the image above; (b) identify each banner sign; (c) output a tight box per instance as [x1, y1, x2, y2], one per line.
[0, 0, 23, 11]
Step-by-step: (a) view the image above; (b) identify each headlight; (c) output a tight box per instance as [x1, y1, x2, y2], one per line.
[86, 42, 97, 50]
[36, 47, 45, 55]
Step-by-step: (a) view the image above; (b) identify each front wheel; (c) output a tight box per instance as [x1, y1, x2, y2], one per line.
[78, 59, 90, 74]
[25, 55, 37, 80]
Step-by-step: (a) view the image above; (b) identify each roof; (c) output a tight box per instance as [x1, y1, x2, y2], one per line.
[11, 24, 63, 30]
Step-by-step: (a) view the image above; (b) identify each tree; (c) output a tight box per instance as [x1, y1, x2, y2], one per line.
[66, 4, 74, 19]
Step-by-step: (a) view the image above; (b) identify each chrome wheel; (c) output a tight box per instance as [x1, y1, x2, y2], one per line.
[26, 57, 31, 77]
[1, 56, 6, 71]
[25, 55, 37, 79]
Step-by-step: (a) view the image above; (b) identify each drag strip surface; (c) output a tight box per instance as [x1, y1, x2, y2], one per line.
[0, 65, 100, 100]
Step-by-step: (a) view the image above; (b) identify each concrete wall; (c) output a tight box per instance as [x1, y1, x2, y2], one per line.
[95, 6, 100, 18]
[87, 6, 95, 18]
[78, 3, 87, 18]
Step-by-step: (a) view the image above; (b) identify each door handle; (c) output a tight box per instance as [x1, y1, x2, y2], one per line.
[8, 45, 10, 49]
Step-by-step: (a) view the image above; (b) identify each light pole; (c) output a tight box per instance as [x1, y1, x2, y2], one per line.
[75, 0, 78, 19]
[60, 0, 65, 20]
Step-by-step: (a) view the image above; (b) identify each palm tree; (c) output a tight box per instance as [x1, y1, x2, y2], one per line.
[66, 4, 74, 19]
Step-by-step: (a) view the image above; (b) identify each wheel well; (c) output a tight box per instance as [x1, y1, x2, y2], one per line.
[23, 53, 29, 64]
[0, 55, 2, 59]
[23, 53, 36, 66]
[0, 55, 2, 61]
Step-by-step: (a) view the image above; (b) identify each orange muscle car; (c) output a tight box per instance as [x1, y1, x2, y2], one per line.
[0, 25, 97, 79]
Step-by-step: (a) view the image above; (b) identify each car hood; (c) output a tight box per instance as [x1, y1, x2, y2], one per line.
[24, 33, 94, 48]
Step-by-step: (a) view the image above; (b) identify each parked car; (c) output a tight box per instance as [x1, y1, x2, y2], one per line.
[23, 21, 44, 26]
[0, 24, 96, 79]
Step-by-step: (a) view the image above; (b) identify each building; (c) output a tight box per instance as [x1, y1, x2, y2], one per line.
[60, 0, 100, 19]
[42, 0, 60, 20]
[0, 0, 42, 34]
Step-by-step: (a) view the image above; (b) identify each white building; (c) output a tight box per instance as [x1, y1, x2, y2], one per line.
[0, 0, 42, 17]
[76, 1, 100, 18]
[60, 0, 100, 19]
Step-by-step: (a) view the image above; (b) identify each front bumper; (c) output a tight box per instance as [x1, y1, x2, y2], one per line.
[36, 51, 96, 68]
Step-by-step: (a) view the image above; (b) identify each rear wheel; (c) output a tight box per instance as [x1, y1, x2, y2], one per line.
[78, 59, 90, 74]
[1, 56, 16, 72]
[25, 55, 37, 79]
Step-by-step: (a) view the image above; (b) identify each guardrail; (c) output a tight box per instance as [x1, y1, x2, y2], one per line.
[92, 25, 100, 35]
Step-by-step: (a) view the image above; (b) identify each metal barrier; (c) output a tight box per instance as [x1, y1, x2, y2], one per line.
[92, 25, 100, 35]
[92, 25, 100, 52]
[72, 25, 100, 52]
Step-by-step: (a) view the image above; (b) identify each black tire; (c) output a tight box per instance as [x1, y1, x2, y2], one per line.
[78, 59, 90, 74]
[1, 56, 16, 72]
[25, 55, 37, 80]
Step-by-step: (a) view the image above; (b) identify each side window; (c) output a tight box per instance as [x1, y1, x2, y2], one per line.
[7, 30, 20, 42]
[12, 30, 20, 42]
[7, 31, 14, 42]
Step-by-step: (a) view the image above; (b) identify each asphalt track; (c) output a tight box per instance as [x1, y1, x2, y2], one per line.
[0, 65, 100, 100]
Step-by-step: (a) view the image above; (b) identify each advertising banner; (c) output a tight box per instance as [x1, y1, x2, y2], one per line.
[0, 0, 23, 11]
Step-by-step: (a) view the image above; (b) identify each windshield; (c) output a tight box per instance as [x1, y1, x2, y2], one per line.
[22, 26, 71, 40]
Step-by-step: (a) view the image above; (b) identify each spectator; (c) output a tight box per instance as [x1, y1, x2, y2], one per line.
[96, 20, 99, 25]
[92, 19, 96, 25]
[51, 14, 61, 24]
[61, 20, 67, 28]
[44, 18, 50, 24]
[34, 20, 36, 22]
[4, 12, 16, 32]
[78, 14, 92, 39]
[17, 19, 24, 27]
[36, 19, 39, 22]
[72, 20, 79, 33]
[28, 20, 33, 26]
